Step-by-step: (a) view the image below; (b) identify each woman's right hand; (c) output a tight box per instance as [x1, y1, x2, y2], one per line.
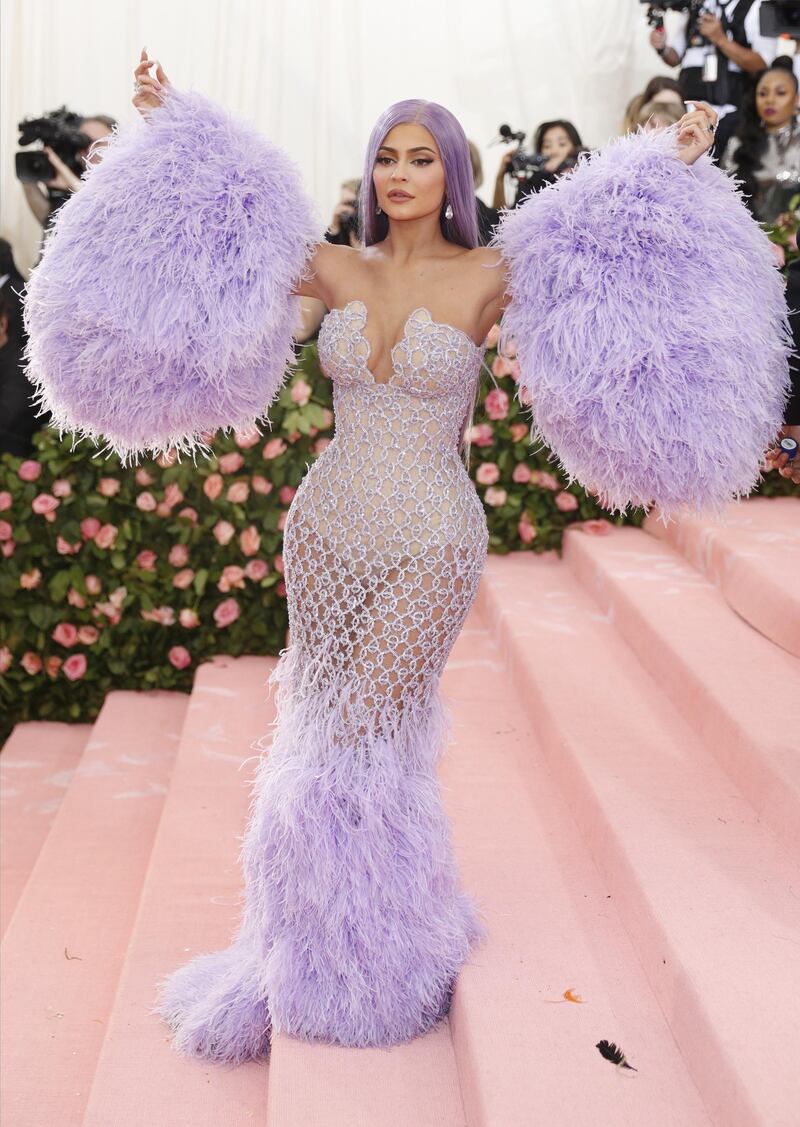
[132, 48, 171, 117]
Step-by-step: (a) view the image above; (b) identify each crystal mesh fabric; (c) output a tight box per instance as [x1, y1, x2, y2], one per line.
[153, 298, 490, 1063]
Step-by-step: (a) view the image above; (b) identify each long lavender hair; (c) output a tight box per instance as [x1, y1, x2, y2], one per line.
[359, 99, 480, 249]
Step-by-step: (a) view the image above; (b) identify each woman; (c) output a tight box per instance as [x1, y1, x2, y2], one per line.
[722, 57, 800, 224]
[493, 118, 584, 209]
[24, 48, 789, 1065]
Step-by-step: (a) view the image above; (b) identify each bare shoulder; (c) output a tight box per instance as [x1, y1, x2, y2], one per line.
[294, 242, 359, 304]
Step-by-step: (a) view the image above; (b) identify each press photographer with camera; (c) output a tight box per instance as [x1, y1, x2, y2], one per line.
[325, 177, 362, 248]
[492, 119, 585, 209]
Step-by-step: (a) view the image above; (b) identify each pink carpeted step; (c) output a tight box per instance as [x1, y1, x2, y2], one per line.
[644, 496, 800, 658]
[1, 721, 91, 938]
[0, 690, 186, 1127]
[439, 600, 712, 1127]
[82, 657, 274, 1127]
[476, 551, 800, 1126]
[563, 524, 800, 861]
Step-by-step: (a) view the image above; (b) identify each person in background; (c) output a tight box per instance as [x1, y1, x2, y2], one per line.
[0, 239, 47, 456]
[493, 119, 585, 208]
[622, 75, 685, 133]
[721, 57, 800, 222]
[21, 114, 117, 232]
[637, 97, 684, 129]
[467, 140, 500, 244]
[325, 178, 362, 248]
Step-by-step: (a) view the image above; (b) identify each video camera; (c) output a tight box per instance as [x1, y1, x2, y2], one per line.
[640, 0, 710, 47]
[496, 123, 549, 183]
[15, 107, 91, 186]
[759, 1, 800, 35]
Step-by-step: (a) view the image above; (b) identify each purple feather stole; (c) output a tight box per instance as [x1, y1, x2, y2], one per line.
[492, 127, 794, 522]
[22, 87, 322, 465]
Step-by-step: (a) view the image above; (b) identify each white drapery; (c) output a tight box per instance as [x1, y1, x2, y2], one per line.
[1, 0, 671, 275]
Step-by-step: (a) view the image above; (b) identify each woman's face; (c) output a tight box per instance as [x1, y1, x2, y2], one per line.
[373, 123, 447, 222]
[756, 70, 798, 130]
[653, 88, 684, 110]
[539, 125, 574, 162]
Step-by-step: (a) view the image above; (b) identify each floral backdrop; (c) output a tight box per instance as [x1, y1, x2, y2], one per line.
[0, 332, 794, 741]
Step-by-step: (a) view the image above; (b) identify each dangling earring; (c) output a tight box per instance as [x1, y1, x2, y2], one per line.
[376, 204, 382, 215]
[444, 200, 454, 220]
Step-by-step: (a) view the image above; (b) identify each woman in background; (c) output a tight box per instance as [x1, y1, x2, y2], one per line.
[493, 118, 585, 208]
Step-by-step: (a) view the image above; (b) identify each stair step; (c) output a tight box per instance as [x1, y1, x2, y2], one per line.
[563, 524, 800, 860]
[1, 721, 90, 937]
[82, 657, 274, 1127]
[644, 497, 800, 657]
[477, 552, 800, 1126]
[439, 598, 712, 1126]
[0, 691, 186, 1127]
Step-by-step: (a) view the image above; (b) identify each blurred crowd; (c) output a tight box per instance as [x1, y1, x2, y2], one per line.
[2, 0, 799, 478]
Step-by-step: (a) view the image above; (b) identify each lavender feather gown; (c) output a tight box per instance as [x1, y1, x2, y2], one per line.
[153, 299, 490, 1061]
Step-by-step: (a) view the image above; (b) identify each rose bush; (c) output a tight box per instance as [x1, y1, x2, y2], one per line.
[0, 336, 793, 740]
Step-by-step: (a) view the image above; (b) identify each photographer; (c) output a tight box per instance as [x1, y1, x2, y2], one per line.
[492, 119, 585, 209]
[649, 1, 772, 116]
[325, 178, 362, 247]
[20, 114, 116, 233]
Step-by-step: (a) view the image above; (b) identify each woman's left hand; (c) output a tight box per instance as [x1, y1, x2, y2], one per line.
[674, 101, 718, 166]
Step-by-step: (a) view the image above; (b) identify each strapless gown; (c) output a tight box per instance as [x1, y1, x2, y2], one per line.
[153, 298, 490, 1063]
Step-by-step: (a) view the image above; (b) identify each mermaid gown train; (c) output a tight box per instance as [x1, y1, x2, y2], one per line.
[153, 299, 490, 1062]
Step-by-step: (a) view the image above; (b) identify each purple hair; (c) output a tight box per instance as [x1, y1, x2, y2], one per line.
[359, 100, 479, 249]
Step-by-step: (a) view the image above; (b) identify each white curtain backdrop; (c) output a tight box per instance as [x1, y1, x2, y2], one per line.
[1, 0, 674, 275]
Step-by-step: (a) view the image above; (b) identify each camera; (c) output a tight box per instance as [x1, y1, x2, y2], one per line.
[15, 107, 91, 185]
[759, 1, 800, 35]
[497, 124, 549, 182]
[640, 0, 709, 47]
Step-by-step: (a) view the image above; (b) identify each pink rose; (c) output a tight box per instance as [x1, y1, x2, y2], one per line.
[109, 586, 127, 609]
[476, 462, 500, 485]
[94, 602, 120, 624]
[136, 491, 156, 512]
[97, 477, 121, 497]
[0, 646, 13, 673]
[491, 355, 514, 379]
[245, 558, 268, 581]
[21, 651, 43, 675]
[213, 597, 241, 628]
[512, 462, 532, 484]
[218, 452, 244, 474]
[555, 491, 579, 512]
[213, 520, 235, 546]
[177, 507, 198, 523]
[1, 540, 15, 557]
[57, 535, 81, 555]
[468, 423, 494, 447]
[45, 656, 62, 678]
[135, 468, 155, 486]
[203, 473, 224, 501]
[67, 587, 86, 608]
[262, 437, 287, 460]
[309, 426, 319, 438]
[168, 543, 189, 567]
[20, 567, 42, 589]
[179, 608, 200, 628]
[484, 388, 510, 420]
[234, 429, 261, 449]
[140, 605, 175, 625]
[168, 645, 192, 670]
[81, 516, 102, 540]
[531, 470, 561, 491]
[172, 568, 195, 589]
[320, 408, 334, 429]
[52, 479, 72, 498]
[279, 485, 296, 505]
[137, 549, 157, 571]
[276, 579, 286, 598]
[251, 475, 273, 495]
[240, 525, 261, 556]
[32, 493, 59, 515]
[0, 520, 13, 541]
[312, 438, 331, 455]
[510, 423, 529, 442]
[518, 513, 537, 544]
[0, 491, 12, 510]
[277, 511, 287, 531]
[286, 429, 301, 444]
[217, 564, 246, 592]
[163, 482, 184, 508]
[85, 575, 102, 595]
[226, 481, 250, 504]
[18, 460, 42, 482]
[273, 554, 284, 575]
[290, 377, 312, 406]
[52, 622, 79, 648]
[485, 486, 508, 507]
[77, 625, 99, 645]
[509, 360, 521, 382]
[155, 502, 171, 517]
[62, 654, 87, 681]
[94, 523, 118, 549]
[484, 323, 501, 349]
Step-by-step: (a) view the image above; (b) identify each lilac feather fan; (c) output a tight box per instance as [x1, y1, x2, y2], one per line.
[492, 126, 793, 522]
[22, 86, 323, 466]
